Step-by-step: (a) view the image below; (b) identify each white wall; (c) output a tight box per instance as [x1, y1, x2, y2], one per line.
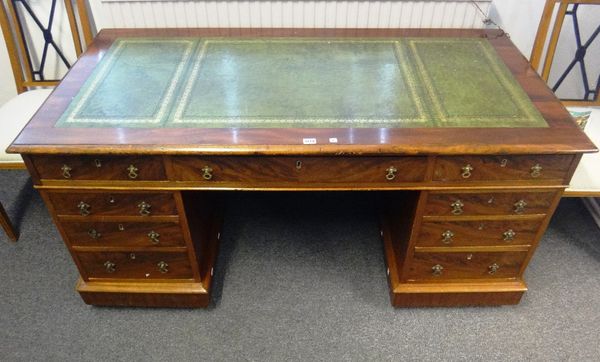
[490, 0, 600, 100]
[488, 0, 547, 58]
[0, 24, 17, 104]
[90, 0, 490, 29]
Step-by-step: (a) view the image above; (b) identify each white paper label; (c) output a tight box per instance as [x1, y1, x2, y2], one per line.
[303, 138, 317, 144]
[329, 138, 338, 143]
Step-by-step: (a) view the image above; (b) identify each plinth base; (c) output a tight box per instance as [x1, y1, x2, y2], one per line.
[76, 279, 211, 308]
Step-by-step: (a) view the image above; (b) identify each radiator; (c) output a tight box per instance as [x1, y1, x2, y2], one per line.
[90, 0, 492, 29]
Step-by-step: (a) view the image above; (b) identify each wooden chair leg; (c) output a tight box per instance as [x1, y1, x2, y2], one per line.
[0, 201, 18, 242]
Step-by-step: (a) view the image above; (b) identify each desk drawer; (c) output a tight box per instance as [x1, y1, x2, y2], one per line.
[407, 251, 527, 281]
[424, 191, 557, 216]
[170, 156, 427, 184]
[32, 156, 166, 181]
[416, 219, 542, 247]
[48, 192, 178, 217]
[433, 155, 573, 182]
[62, 222, 185, 248]
[77, 251, 193, 280]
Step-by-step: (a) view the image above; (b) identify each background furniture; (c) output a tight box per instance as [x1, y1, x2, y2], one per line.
[530, 0, 600, 228]
[0, 0, 92, 240]
[531, 0, 599, 107]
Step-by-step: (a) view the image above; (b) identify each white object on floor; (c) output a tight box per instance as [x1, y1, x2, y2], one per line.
[566, 107, 600, 195]
[0, 89, 53, 164]
[565, 106, 600, 229]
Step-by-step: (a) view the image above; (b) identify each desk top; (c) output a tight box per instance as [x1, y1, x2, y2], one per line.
[8, 28, 596, 156]
[55, 37, 545, 129]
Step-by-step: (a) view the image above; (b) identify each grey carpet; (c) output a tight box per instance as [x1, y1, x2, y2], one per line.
[1, 169, 599, 361]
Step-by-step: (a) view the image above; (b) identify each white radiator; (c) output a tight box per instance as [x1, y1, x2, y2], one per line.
[90, 0, 491, 29]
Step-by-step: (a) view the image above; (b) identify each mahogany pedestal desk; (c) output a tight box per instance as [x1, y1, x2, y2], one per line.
[8, 28, 596, 308]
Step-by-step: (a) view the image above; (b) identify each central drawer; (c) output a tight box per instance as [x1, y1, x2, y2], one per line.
[170, 156, 428, 184]
[407, 251, 528, 281]
[62, 221, 185, 247]
[76, 251, 193, 280]
[48, 192, 178, 217]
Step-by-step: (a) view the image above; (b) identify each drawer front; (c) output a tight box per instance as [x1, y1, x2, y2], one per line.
[416, 220, 542, 247]
[48, 192, 178, 217]
[424, 191, 557, 216]
[62, 222, 185, 247]
[32, 155, 166, 181]
[77, 252, 193, 279]
[170, 156, 427, 183]
[407, 251, 528, 281]
[433, 155, 573, 182]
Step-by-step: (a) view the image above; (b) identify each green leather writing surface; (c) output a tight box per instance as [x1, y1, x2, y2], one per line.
[179, 41, 422, 126]
[56, 37, 547, 128]
[75, 40, 195, 122]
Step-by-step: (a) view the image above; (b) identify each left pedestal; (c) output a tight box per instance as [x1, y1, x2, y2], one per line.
[27, 153, 223, 308]
[41, 189, 222, 308]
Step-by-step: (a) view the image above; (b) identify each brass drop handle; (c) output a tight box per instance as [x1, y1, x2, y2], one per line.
[503, 229, 516, 241]
[202, 166, 213, 180]
[432, 264, 444, 276]
[148, 230, 160, 244]
[61, 164, 72, 179]
[138, 201, 151, 216]
[530, 164, 543, 178]
[451, 200, 464, 215]
[441, 230, 454, 244]
[488, 263, 500, 275]
[104, 261, 116, 273]
[157, 261, 169, 274]
[88, 229, 101, 240]
[514, 199, 527, 214]
[78, 201, 91, 216]
[461, 164, 473, 178]
[127, 164, 139, 179]
[385, 166, 397, 181]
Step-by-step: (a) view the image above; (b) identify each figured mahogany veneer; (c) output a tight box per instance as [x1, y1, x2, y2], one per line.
[416, 219, 542, 247]
[171, 156, 428, 184]
[7, 28, 597, 309]
[407, 251, 528, 281]
[32, 155, 166, 181]
[47, 191, 178, 217]
[62, 221, 185, 248]
[423, 191, 558, 216]
[76, 251, 193, 280]
[433, 155, 574, 182]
